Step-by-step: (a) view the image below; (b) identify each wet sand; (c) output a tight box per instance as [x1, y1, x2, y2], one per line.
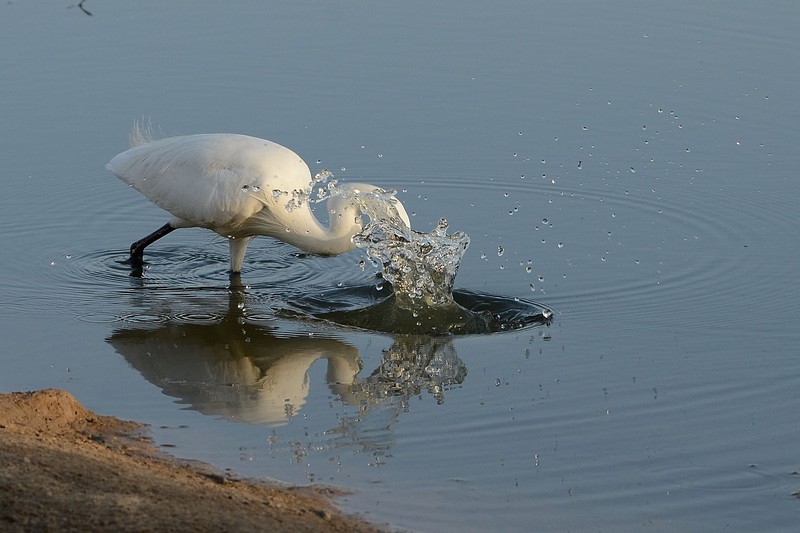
[0, 389, 385, 532]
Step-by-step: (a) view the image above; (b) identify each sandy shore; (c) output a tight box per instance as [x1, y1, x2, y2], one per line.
[0, 389, 385, 532]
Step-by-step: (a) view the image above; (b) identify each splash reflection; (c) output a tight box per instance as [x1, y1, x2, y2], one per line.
[326, 335, 466, 463]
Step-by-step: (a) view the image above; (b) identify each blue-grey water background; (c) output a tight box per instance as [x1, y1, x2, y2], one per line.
[2, 1, 799, 531]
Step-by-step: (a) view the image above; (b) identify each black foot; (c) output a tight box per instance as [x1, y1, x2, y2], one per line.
[128, 255, 144, 277]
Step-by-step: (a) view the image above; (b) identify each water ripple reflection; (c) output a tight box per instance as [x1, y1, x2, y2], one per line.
[106, 288, 467, 461]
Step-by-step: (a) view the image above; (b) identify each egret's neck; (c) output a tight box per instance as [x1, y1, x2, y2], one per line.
[261, 194, 363, 256]
[313, 194, 364, 254]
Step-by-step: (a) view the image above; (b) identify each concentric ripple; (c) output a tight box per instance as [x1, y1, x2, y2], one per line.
[29, 162, 798, 339]
[409, 175, 800, 336]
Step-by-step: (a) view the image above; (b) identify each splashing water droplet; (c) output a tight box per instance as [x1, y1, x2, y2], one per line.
[346, 190, 470, 309]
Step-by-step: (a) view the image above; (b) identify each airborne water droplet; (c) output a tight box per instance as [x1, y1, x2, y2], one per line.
[497, 246, 504, 257]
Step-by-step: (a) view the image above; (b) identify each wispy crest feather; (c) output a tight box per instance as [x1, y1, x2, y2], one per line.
[129, 118, 155, 147]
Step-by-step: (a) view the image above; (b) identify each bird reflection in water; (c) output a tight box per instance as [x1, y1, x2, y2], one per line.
[107, 287, 466, 452]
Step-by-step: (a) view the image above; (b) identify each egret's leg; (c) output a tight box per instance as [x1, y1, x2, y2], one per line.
[228, 236, 253, 273]
[130, 222, 175, 265]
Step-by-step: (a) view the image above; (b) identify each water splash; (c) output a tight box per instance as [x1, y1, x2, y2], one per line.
[356, 217, 469, 309]
[336, 184, 470, 310]
[285, 177, 552, 334]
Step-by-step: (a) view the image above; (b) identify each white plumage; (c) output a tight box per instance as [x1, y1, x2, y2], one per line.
[107, 132, 410, 273]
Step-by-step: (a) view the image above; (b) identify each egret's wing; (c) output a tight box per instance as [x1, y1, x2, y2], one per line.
[107, 134, 313, 232]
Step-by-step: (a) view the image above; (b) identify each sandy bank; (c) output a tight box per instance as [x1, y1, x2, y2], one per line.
[0, 389, 385, 532]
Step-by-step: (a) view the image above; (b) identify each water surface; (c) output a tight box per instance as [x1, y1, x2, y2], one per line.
[1, 2, 799, 531]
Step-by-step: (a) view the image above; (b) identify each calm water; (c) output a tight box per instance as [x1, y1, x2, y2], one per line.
[2, 2, 800, 531]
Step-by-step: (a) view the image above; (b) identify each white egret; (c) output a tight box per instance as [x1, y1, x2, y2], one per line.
[107, 132, 410, 272]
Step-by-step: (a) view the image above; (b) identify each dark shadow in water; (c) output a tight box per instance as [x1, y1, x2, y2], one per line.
[106, 287, 472, 456]
[289, 284, 552, 335]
